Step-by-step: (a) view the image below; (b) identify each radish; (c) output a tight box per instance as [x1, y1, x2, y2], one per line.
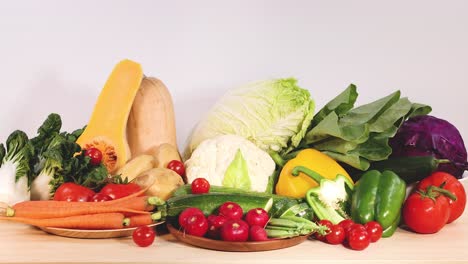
[207, 214, 228, 239]
[184, 214, 208, 237]
[245, 208, 269, 227]
[218, 202, 243, 220]
[220, 219, 249, 242]
[249, 225, 269, 241]
[178, 207, 204, 228]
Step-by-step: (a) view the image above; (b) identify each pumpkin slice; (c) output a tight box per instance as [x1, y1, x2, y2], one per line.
[77, 59, 143, 173]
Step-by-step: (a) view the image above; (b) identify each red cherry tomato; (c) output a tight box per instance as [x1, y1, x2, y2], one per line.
[132, 226, 156, 247]
[91, 193, 112, 202]
[191, 178, 210, 194]
[84, 147, 103, 166]
[99, 183, 141, 200]
[417, 171, 466, 223]
[54, 182, 95, 202]
[315, 219, 333, 242]
[218, 202, 243, 220]
[347, 227, 370, 250]
[364, 221, 383, 242]
[178, 208, 205, 228]
[325, 224, 345, 245]
[184, 214, 209, 237]
[338, 219, 355, 239]
[167, 160, 186, 176]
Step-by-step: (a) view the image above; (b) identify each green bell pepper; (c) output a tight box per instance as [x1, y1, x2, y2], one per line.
[350, 170, 406, 237]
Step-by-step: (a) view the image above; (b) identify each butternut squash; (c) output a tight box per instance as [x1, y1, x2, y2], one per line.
[127, 77, 179, 158]
[76, 59, 143, 173]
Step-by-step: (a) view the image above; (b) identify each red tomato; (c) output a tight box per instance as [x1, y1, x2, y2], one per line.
[364, 221, 383, 242]
[218, 202, 243, 220]
[91, 193, 112, 202]
[417, 172, 466, 223]
[178, 208, 205, 228]
[84, 147, 103, 166]
[347, 227, 370, 250]
[325, 225, 345, 245]
[132, 226, 156, 247]
[184, 214, 209, 237]
[191, 178, 210, 194]
[167, 160, 186, 176]
[315, 219, 333, 242]
[54, 182, 95, 202]
[220, 219, 249, 242]
[244, 208, 269, 227]
[99, 183, 141, 200]
[403, 190, 451, 234]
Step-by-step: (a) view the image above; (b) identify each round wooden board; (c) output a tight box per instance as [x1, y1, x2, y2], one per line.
[39, 221, 164, 239]
[167, 222, 310, 252]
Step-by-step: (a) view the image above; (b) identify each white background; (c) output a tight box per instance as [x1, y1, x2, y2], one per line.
[0, 0, 467, 150]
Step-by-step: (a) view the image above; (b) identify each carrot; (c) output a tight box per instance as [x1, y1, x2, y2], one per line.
[6, 203, 149, 219]
[124, 212, 162, 228]
[13, 185, 152, 210]
[0, 213, 125, 229]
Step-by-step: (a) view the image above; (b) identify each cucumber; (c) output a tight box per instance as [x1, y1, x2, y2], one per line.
[364, 156, 450, 183]
[166, 193, 274, 217]
[172, 184, 300, 203]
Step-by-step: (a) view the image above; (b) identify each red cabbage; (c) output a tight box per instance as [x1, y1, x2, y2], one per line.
[389, 115, 468, 178]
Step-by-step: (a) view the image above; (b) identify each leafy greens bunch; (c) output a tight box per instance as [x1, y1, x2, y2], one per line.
[0, 113, 108, 205]
[283, 84, 431, 171]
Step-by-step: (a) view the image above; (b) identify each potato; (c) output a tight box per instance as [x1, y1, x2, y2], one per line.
[132, 168, 184, 200]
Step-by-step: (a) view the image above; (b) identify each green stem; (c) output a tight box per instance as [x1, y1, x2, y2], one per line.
[269, 152, 286, 167]
[436, 159, 451, 164]
[122, 218, 130, 227]
[429, 186, 457, 201]
[291, 166, 324, 183]
[148, 197, 166, 206]
[151, 211, 162, 221]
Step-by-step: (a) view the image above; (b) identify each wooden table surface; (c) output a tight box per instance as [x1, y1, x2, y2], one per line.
[1, 178, 467, 264]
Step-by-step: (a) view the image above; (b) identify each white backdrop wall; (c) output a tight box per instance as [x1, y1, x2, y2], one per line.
[0, 0, 467, 150]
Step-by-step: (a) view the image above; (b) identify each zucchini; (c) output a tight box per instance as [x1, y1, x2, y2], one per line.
[166, 193, 274, 217]
[363, 156, 450, 183]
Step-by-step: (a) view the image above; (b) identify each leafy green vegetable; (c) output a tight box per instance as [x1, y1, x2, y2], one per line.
[185, 78, 315, 158]
[29, 114, 107, 200]
[0, 130, 34, 205]
[223, 149, 251, 190]
[296, 85, 431, 170]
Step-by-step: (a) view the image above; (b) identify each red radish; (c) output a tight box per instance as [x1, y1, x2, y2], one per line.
[245, 208, 269, 227]
[220, 219, 249, 242]
[91, 193, 112, 202]
[178, 208, 205, 228]
[206, 215, 228, 239]
[184, 214, 208, 237]
[218, 202, 243, 220]
[249, 225, 268, 241]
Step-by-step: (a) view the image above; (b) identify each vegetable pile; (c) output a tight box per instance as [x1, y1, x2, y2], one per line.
[1, 60, 467, 252]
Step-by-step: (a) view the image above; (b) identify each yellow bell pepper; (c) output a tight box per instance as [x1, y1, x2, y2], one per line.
[275, 149, 353, 198]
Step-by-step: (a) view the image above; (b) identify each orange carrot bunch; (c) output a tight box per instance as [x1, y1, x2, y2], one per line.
[0, 188, 165, 230]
